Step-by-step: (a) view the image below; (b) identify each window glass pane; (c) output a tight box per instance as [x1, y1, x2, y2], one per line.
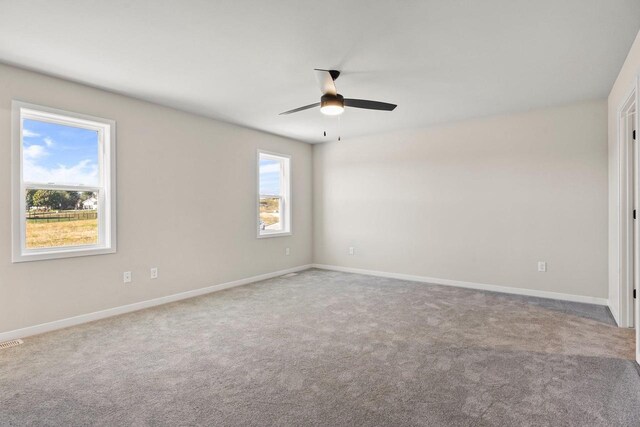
[259, 157, 281, 196]
[22, 119, 100, 186]
[259, 196, 282, 232]
[25, 190, 99, 249]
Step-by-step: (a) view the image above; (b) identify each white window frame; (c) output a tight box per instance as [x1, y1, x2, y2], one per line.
[11, 101, 117, 262]
[257, 150, 291, 238]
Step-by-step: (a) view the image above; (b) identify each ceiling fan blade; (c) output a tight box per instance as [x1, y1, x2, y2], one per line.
[279, 102, 320, 115]
[344, 98, 397, 111]
[314, 69, 337, 95]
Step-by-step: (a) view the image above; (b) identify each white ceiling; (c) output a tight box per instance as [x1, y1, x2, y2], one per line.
[1, 1, 639, 143]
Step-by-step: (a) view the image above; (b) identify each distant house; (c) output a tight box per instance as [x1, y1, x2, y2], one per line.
[82, 197, 98, 210]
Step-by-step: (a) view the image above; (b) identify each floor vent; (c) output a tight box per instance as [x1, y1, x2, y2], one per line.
[0, 339, 24, 350]
[281, 273, 298, 278]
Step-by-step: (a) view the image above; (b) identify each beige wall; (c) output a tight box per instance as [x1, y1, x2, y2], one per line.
[0, 56, 619, 335]
[0, 64, 312, 334]
[314, 100, 608, 299]
[608, 30, 640, 325]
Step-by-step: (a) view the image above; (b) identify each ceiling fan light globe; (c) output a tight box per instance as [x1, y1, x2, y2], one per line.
[320, 105, 344, 115]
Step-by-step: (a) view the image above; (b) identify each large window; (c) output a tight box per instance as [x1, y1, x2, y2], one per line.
[12, 101, 116, 262]
[258, 150, 291, 237]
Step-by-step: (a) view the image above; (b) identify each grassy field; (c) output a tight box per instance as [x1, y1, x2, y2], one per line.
[26, 218, 98, 248]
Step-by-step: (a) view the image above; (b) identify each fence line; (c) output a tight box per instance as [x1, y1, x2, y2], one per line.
[26, 210, 98, 223]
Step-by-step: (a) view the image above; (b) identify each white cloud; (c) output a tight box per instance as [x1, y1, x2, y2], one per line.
[23, 144, 49, 160]
[23, 142, 98, 185]
[23, 158, 98, 186]
[44, 137, 55, 147]
[23, 129, 40, 138]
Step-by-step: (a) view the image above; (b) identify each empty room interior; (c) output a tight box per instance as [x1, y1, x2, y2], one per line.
[2, 1, 640, 425]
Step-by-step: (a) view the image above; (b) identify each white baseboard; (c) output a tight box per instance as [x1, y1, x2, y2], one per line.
[608, 302, 621, 327]
[1, 263, 610, 342]
[312, 264, 609, 306]
[0, 264, 312, 342]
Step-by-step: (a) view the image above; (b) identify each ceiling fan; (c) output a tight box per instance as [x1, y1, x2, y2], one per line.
[279, 69, 397, 116]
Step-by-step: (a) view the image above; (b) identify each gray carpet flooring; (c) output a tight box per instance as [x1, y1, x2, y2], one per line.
[0, 269, 638, 426]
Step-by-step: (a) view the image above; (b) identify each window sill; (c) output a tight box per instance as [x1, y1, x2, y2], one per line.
[12, 246, 116, 263]
[257, 231, 292, 239]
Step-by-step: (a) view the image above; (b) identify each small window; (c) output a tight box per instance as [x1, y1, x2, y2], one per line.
[12, 101, 116, 262]
[258, 151, 291, 237]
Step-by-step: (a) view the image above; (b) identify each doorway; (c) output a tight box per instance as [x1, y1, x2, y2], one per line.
[619, 81, 640, 363]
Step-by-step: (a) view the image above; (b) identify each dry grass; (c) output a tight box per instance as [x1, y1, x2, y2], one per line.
[260, 197, 281, 226]
[26, 219, 98, 248]
[260, 211, 280, 226]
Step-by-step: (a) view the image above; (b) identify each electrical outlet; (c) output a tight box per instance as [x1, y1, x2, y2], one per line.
[150, 267, 158, 279]
[285, 247, 290, 256]
[349, 247, 355, 256]
[537, 261, 547, 272]
[123, 271, 132, 283]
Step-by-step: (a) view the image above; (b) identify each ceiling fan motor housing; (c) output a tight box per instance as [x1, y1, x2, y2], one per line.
[321, 93, 344, 108]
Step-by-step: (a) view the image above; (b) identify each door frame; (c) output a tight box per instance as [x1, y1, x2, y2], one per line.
[618, 86, 636, 330]
[636, 73, 640, 364]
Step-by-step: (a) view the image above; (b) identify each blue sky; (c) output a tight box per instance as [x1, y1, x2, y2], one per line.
[259, 158, 281, 195]
[22, 119, 99, 186]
